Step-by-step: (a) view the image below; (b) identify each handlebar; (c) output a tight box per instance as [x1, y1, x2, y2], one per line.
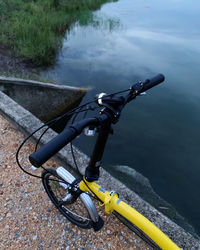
[29, 116, 108, 168]
[131, 74, 165, 94]
[140, 74, 165, 92]
[29, 74, 165, 168]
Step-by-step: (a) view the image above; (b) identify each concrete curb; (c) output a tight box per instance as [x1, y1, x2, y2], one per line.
[0, 76, 86, 122]
[0, 90, 199, 249]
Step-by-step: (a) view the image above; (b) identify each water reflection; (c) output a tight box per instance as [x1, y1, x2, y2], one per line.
[127, 29, 200, 50]
[79, 13, 121, 31]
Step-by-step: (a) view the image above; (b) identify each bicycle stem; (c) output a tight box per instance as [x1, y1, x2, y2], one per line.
[85, 119, 112, 182]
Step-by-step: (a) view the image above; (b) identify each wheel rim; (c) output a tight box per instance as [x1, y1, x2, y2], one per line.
[43, 171, 92, 227]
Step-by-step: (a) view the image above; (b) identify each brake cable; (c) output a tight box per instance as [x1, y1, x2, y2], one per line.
[16, 88, 131, 179]
[16, 104, 97, 178]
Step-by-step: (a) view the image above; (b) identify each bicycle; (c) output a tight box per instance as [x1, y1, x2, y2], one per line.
[17, 74, 180, 249]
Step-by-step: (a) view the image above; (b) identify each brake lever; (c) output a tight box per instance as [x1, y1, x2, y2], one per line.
[127, 80, 147, 102]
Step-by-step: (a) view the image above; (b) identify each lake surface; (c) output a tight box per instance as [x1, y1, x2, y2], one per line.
[42, 0, 200, 234]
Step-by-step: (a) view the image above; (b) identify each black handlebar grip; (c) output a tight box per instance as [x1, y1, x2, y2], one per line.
[29, 127, 77, 168]
[142, 74, 165, 92]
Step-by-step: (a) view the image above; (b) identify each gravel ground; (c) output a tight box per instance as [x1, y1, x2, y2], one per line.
[0, 114, 152, 249]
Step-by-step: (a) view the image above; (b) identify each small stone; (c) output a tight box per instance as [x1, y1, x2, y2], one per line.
[15, 182, 21, 187]
[6, 212, 12, 218]
[65, 226, 70, 231]
[24, 237, 29, 242]
[7, 165, 11, 169]
[120, 236, 123, 240]
[15, 232, 19, 239]
[5, 225, 9, 229]
[106, 230, 110, 234]
[33, 235, 37, 240]
[0, 217, 3, 222]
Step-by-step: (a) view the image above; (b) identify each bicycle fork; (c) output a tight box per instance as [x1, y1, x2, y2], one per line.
[56, 166, 104, 231]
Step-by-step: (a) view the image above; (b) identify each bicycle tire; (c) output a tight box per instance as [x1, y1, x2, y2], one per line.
[113, 211, 161, 249]
[42, 168, 92, 229]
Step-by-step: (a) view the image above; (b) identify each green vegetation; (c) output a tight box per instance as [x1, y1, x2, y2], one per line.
[0, 0, 117, 66]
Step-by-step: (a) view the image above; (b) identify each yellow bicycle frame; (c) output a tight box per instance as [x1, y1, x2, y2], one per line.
[79, 179, 180, 250]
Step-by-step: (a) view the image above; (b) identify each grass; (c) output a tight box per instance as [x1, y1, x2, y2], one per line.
[0, 0, 117, 66]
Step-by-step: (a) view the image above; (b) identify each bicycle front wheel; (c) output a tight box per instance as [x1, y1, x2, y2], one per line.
[42, 168, 92, 229]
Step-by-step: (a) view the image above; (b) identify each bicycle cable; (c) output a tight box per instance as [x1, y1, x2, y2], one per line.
[69, 107, 103, 203]
[70, 140, 102, 202]
[16, 87, 131, 179]
[16, 106, 95, 179]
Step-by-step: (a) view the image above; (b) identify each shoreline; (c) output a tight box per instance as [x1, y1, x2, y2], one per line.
[0, 0, 117, 66]
[0, 44, 39, 80]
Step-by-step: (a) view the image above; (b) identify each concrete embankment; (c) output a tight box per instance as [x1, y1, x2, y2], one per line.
[0, 79, 200, 249]
[0, 76, 86, 122]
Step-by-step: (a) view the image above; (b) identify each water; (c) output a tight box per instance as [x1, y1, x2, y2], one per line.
[42, 0, 200, 233]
